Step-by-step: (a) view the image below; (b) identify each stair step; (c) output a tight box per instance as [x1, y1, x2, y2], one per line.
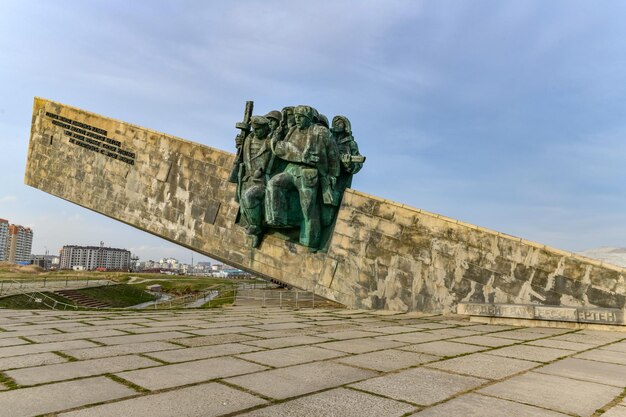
[53, 290, 111, 309]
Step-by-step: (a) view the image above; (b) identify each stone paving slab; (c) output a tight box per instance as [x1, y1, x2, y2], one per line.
[426, 352, 540, 380]
[237, 387, 416, 417]
[0, 351, 67, 370]
[335, 349, 439, 372]
[91, 331, 194, 345]
[316, 329, 384, 340]
[575, 348, 626, 365]
[0, 339, 98, 357]
[399, 340, 487, 357]
[410, 393, 569, 416]
[424, 328, 483, 337]
[188, 326, 262, 336]
[487, 329, 551, 341]
[241, 328, 321, 338]
[351, 367, 487, 405]
[486, 344, 572, 362]
[58, 382, 267, 417]
[225, 361, 377, 400]
[236, 345, 346, 367]
[61, 341, 182, 360]
[0, 328, 60, 338]
[241, 334, 327, 349]
[377, 331, 446, 344]
[147, 342, 262, 363]
[526, 338, 596, 351]
[551, 332, 621, 345]
[535, 357, 626, 387]
[316, 337, 407, 353]
[0, 337, 29, 347]
[601, 340, 626, 353]
[27, 328, 128, 343]
[117, 356, 268, 390]
[249, 322, 313, 331]
[0, 376, 135, 417]
[125, 325, 198, 333]
[172, 333, 259, 346]
[451, 335, 519, 347]
[479, 371, 622, 416]
[6, 354, 160, 385]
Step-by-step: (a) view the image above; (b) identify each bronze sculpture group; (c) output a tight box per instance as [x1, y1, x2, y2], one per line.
[228, 102, 365, 250]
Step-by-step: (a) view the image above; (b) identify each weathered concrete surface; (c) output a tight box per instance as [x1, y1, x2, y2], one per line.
[25, 98, 626, 315]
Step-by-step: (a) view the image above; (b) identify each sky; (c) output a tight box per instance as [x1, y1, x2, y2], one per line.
[1, 0, 626, 263]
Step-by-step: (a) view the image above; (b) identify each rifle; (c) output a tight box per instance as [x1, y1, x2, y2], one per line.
[227, 101, 254, 183]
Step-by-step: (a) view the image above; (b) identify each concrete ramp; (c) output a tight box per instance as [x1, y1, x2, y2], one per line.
[25, 98, 626, 323]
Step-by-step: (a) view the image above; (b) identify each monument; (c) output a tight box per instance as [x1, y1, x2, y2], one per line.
[24, 97, 626, 325]
[228, 102, 365, 251]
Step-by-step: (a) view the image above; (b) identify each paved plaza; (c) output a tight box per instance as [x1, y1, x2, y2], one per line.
[0, 306, 625, 417]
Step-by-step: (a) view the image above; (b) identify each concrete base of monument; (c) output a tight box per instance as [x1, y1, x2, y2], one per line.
[458, 302, 626, 329]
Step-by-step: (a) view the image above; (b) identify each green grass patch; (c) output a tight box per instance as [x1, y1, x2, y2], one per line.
[0, 292, 78, 310]
[77, 284, 156, 308]
[0, 372, 18, 390]
[52, 351, 78, 362]
[201, 288, 236, 308]
[128, 277, 234, 296]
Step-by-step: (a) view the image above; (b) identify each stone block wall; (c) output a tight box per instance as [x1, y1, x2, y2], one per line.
[25, 98, 626, 314]
[323, 191, 626, 313]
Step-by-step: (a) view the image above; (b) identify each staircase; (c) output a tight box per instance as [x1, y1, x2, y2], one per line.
[54, 289, 110, 308]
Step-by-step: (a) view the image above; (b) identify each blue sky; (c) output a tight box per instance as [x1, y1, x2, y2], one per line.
[1, 0, 626, 262]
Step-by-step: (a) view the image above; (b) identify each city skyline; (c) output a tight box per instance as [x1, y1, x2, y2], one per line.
[2, 1, 626, 262]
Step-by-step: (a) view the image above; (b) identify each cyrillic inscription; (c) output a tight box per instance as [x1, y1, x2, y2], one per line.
[458, 302, 625, 325]
[45, 112, 136, 165]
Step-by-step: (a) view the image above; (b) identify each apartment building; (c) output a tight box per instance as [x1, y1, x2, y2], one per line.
[59, 244, 131, 270]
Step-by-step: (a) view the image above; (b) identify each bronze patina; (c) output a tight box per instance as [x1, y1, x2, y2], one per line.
[229, 101, 365, 250]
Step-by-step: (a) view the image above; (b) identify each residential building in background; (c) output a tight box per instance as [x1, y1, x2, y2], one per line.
[0, 219, 8, 261]
[59, 243, 131, 271]
[0, 219, 33, 263]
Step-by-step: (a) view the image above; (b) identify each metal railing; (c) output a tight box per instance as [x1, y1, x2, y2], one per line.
[0, 279, 81, 310]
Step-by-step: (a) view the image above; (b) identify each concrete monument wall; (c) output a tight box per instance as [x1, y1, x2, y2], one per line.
[25, 98, 626, 321]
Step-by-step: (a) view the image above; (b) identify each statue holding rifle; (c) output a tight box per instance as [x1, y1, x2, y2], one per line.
[228, 101, 365, 250]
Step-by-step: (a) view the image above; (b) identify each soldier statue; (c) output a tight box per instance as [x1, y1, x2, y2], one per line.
[331, 115, 364, 201]
[236, 116, 274, 248]
[229, 102, 363, 251]
[265, 105, 340, 249]
[264, 110, 282, 134]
